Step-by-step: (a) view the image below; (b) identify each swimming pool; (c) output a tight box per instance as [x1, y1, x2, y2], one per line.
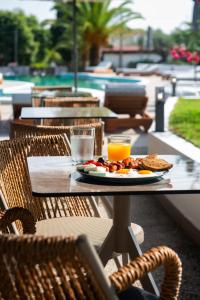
[5, 73, 141, 91]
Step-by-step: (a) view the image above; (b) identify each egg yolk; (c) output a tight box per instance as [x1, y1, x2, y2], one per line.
[116, 169, 130, 174]
[138, 170, 153, 175]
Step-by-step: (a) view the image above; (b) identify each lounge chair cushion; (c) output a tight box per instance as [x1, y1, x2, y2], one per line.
[118, 286, 158, 300]
[105, 83, 146, 96]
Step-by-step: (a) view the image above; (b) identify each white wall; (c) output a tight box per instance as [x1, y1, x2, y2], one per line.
[148, 132, 200, 245]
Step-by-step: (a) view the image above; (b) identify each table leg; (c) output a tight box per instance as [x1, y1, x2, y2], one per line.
[99, 195, 159, 296]
[99, 227, 114, 265]
[127, 226, 159, 295]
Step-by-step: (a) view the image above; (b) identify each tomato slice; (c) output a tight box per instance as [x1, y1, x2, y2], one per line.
[83, 160, 96, 165]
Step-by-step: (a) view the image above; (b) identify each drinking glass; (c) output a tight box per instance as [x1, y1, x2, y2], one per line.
[70, 127, 95, 163]
[108, 135, 131, 161]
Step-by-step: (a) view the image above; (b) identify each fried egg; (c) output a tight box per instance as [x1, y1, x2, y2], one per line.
[138, 170, 153, 175]
[116, 169, 130, 174]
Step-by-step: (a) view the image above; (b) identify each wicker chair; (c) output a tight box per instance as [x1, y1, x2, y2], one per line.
[31, 86, 73, 107]
[104, 84, 153, 133]
[10, 119, 104, 156]
[0, 135, 143, 251]
[0, 231, 182, 300]
[42, 96, 100, 126]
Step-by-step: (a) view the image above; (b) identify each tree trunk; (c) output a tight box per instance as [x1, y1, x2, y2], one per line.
[81, 44, 90, 70]
[89, 44, 100, 66]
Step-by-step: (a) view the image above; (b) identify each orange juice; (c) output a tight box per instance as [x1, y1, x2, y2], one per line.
[108, 142, 131, 161]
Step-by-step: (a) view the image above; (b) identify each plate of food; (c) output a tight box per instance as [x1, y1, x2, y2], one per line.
[76, 155, 172, 184]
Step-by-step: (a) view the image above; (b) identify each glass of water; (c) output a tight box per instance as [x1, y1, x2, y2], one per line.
[70, 127, 95, 164]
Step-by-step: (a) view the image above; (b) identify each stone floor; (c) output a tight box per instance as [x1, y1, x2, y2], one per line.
[133, 195, 200, 300]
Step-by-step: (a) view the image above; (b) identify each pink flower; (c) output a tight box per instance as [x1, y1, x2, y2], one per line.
[193, 51, 200, 64]
[187, 55, 193, 63]
[173, 53, 180, 60]
[170, 45, 200, 65]
[170, 48, 180, 59]
[179, 47, 187, 58]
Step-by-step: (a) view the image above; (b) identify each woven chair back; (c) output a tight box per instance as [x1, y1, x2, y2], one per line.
[10, 119, 104, 156]
[43, 96, 100, 126]
[0, 135, 96, 232]
[44, 97, 100, 107]
[0, 234, 117, 300]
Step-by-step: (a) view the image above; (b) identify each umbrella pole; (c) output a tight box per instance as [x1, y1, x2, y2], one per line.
[72, 0, 78, 93]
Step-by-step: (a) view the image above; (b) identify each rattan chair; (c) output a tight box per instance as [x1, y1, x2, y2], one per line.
[42, 96, 100, 126]
[43, 97, 100, 107]
[0, 135, 143, 251]
[9, 119, 113, 228]
[10, 119, 104, 156]
[31, 86, 73, 107]
[0, 231, 182, 300]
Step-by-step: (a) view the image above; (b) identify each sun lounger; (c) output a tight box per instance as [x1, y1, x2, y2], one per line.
[104, 83, 153, 132]
[116, 64, 159, 76]
[85, 61, 113, 73]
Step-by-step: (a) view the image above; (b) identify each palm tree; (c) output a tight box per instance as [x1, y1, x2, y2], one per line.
[78, 0, 142, 67]
[50, 0, 141, 67]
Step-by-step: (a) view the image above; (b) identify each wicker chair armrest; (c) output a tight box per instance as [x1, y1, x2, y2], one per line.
[109, 246, 182, 300]
[0, 207, 36, 234]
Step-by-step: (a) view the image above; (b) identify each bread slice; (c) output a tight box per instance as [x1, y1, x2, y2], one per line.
[140, 157, 173, 171]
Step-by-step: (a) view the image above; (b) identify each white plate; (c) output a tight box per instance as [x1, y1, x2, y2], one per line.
[77, 169, 167, 184]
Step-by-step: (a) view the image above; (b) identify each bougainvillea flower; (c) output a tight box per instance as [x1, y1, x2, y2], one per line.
[179, 47, 187, 58]
[170, 48, 177, 55]
[170, 48, 180, 59]
[173, 53, 180, 60]
[193, 51, 200, 64]
[187, 54, 193, 63]
[170, 45, 200, 65]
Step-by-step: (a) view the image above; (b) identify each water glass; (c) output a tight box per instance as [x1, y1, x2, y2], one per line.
[70, 127, 95, 163]
[108, 135, 131, 161]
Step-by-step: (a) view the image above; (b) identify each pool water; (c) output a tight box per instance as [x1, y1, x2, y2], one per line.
[5, 73, 140, 91]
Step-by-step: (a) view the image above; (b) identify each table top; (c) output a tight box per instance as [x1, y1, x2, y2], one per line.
[21, 107, 117, 119]
[27, 155, 200, 197]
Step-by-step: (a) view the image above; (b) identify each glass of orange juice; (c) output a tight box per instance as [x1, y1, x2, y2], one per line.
[108, 135, 131, 161]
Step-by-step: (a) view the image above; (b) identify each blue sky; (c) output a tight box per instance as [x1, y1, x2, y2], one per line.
[0, 0, 194, 33]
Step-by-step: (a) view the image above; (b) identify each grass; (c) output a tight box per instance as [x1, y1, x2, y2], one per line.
[169, 97, 200, 148]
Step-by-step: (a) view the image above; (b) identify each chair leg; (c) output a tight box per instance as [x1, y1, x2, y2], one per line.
[90, 196, 102, 217]
[143, 123, 151, 133]
[122, 253, 129, 265]
[113, 253, 129, 269]
[113, 256, 122, 269]
[100, 196, 113, 218]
